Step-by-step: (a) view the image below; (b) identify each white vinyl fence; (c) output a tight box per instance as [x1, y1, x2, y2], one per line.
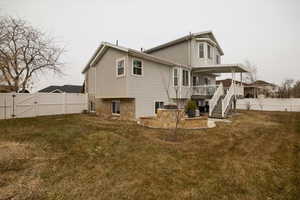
[237, 98, 300, 112]
[0, 93, 88, 119]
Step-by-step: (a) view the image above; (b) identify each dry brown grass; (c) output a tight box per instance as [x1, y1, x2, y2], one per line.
[0, 111, 299, 200]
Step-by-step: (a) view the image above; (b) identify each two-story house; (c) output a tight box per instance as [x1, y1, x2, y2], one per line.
[82, 31, 248, 120]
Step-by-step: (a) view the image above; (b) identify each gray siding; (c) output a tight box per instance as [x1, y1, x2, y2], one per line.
[127, 56, 173, 118]
[86, 48, 129, 98]
[191, 39, 221, 67]
[86, 67, 96, 94]
[147, 41, 190, 66]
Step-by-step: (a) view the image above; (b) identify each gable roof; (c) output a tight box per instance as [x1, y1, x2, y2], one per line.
[216, 79, 249, 88]
[82, 42, 189, 74]
[144, 31, 224, 55]
[39, 85, 83, 93]
[247, 80, 277, 87]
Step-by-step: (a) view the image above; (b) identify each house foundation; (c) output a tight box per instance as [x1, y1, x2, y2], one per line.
[95, 98, 135, 120]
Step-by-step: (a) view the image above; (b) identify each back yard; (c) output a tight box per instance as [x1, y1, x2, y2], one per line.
[0, 111, 299, 200]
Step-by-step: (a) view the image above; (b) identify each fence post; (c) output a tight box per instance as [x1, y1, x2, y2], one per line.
[34, 93, 38, 117]
[12, 94, 16, 118]
[64, 93, 66, 114]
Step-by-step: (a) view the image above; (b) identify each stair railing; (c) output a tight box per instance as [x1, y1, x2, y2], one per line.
[221, 83, 236, 118]
[209, 83, 224, 117]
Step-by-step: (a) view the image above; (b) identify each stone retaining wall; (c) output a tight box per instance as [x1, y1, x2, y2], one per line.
[139, 109, 208, 129]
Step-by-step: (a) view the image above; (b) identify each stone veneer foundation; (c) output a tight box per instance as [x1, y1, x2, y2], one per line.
[95, 98, 135, 120]
[138, 109, 208, 129]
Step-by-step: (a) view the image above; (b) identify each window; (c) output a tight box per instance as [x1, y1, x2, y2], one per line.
[173, 68, 178, 86]
[192, 76, 198, 86]
[216, 55, 220, 64]
[90, 101, 96, 112]
[204, 77, 210, 85]
[155, 101, 164, 114]
[199, 43, 204, 58]
[116, 58, 125, 77]
[182, 69, 189, 86]
[207, 45, 212, 59]
[132, 59, 142, 76]
[112, 100, 120, 114]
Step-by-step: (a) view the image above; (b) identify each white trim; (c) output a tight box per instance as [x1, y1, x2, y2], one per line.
[198, 42, 205, 59]
[116, 57, 126, 78]
[50, 89, 64, 93]
[207, 44, 212, 59]
[173, 67, 179, 87]
[131, 58, 143, 77]
[182, 68, 190, 87]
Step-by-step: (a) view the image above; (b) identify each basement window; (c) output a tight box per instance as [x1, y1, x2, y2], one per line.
[155, 101, 164, 114]
[112, 100, 120, 115]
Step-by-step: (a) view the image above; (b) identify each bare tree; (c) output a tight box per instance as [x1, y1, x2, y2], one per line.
[278, 79, 294, 98]
[243, 60, 258, 84]
[292, 80, 300, 98]
[0, 16, 64, 92]
[160, 68, 186, 140]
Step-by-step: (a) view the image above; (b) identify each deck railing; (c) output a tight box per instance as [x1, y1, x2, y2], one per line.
[209, 84, 224, 117]
[192, 85, 218, 96]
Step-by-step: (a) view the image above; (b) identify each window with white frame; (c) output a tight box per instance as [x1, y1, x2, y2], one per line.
[182, 69, 189, 86]
[116, 58, 125, 77]
[216, 55, 220, 64]
[155, 101, 164, 114]
[207, 45, 212, 59]
[199, 43, 204, 58]
[132, 59, 143, 76]
[173, 68, 178, 86]
[112, 100, 120, 114]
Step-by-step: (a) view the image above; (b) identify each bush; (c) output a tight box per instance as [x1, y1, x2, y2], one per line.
[185, 100, 197, 113]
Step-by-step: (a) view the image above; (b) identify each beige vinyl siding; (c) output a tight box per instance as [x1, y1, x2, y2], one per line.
[86, 67, 96, 94]
[147, 41, 189, 66]
[191, 39, 221, 66]
[127, 56, 173, 118]
[94, 48, 128, 98]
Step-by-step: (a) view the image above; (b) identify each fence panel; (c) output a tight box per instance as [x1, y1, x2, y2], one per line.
[0, 93, 88, 119]
[237, 98, 300, 112]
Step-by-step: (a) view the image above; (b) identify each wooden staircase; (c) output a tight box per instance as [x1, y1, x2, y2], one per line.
[209, 83, 243, 119]
[210, 95, 234, 119]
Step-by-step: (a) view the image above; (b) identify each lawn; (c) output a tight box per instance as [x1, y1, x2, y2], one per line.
[0, 111, 299, 200]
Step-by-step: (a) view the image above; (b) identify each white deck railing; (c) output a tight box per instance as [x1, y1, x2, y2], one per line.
[221, 84, 244, 117]
[192, 85, 218, 96]
[209, 83, 224, 117]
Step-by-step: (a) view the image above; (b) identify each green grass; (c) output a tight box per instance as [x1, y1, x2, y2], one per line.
[0, 111, 300, 200]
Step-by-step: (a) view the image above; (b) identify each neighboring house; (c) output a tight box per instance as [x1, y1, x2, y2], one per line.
[38, 85, 83, 93]
[216, 79, 279, 98]
[246, 80, 279, 98]
[0, 85, 15, 93]
[83, 31, 249, 119]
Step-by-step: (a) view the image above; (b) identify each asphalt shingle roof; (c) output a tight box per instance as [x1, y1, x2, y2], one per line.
[38, 85, 83, 93]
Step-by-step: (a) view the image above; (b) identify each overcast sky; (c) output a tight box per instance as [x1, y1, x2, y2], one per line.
[1, 0, 299, 91]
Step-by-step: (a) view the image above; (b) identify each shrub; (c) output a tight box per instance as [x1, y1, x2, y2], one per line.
[185, 100, 197, 113]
